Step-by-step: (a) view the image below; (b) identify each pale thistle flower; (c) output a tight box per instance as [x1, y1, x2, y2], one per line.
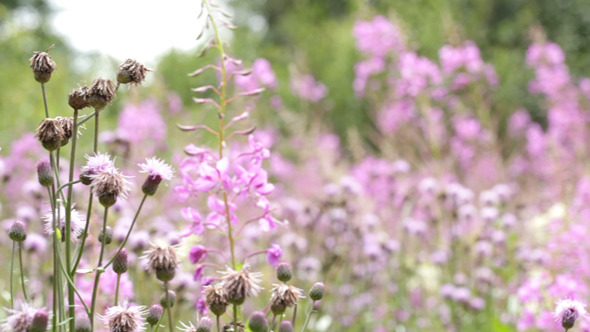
[42, 204, 85, 241]
[101, 303, 147, 332]
[90, 167, 132, 207]
[138, 157, 174, 196]
[142, 243, 181, 281]
[220, 264, 263, 305]
[1, 303, 42, 332]
[202, 283, 228, 316]
[555, 298, 587, 330]
[178, 321, 196, 332]
[270, 284, 304, 308]
[80, 152, 115, 185]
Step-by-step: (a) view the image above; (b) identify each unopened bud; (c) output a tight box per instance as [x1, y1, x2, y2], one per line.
[30, 309, 49, 332]
[159, 290, 176, 308]
[9, 220, 27, 242]
[278, 321, 294, 332]
[196, 316, 212, 332]
[142, 175, 162, 196]
[75, 314, 92, 332]
[247, 311, 268, 332]
[146, 304, 163, 326]
[276, 262, 292, 282]
[112, 248, 128, 274]
[309, 282, 325, 301]
[98, 226, 113, 245]
[37, 160, 54, 187]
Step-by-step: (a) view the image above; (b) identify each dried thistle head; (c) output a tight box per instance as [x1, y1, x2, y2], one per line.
[88, 78, 116, 109]
[29, 50, 56, 83]
[220, 264, 263, 305]
[68, 85, 90, 110]
[270, 284, 304, 311]
[35, 118, 66, 151]
[117, 59, 151, 85]
[142, 243, 180, 282]
[55, 116, 75, 145]
[101, 303, 147, 332]
[90, 167, 131, 207]
[221, 321, 244, 332]
[202, 283, 228, 316]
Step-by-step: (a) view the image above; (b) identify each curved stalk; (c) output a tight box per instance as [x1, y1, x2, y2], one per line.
[90, 206, 109, 328]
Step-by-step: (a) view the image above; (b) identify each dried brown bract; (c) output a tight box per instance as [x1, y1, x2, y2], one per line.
[117, 59, 151, 85]
[29, 51, 56, 83]
[88, 78, 117, 109]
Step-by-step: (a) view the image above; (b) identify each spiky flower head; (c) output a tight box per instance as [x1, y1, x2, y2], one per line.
[91, 167, 131, 207]
[196, 317, 212, 332]
[80, 152, 115, 185]
[178, 321, 196, 332]
[1, 303, 43, 332]
[138, 157, 174, 196]
[35, 118, 66, 151]
[276, 262, 292, 282]
[555, 298, 587, 330]
[88, 78, 116, 109]
[9, 220, 27, 242]
[74, 313, 91, 332]
[43, 204, 85, 242]
[29, 50, 56, 83]
[101, 303, 147, 332]
[117, 59, 151, 85]
[68, 85, 90, 110]
[54, 116, 75, 145]
[99, 226, 113, 245]
[142, 243, 180, 282]
[29, 309, 49, 332]
[113, 248, 129, 275]
[145, 304, 162, 326]
[270, 284, 304, 309]
[220, 264, 263, 305]
[202, 284, 228, 316]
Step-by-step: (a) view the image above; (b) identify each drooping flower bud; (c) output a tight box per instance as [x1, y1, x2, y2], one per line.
[30, 308, 49, 332]
[9, 220, 27, 242]
[112, 248, 128, 275]
[276, 262, 292, 282]
[75, 313, 92, 332]
[117, 59, 151, 85]
[37, 160, 54, 187]
[68, 85, 90, 110]
[159, 290, 176, 308]
[35, 118, 66, 151]
[247, 311, 268, 332]
[146, 304, 163, 326]
[196, 317, 212, 332]
[309, 282, 325, 301]
[88, 78, 116, 109]
[30, 50, 56, 83]
[278, 320, 294, 332]
[98, 226, 113, 245]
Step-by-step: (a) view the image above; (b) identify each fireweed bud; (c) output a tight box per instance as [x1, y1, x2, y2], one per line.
[75, 313, 92, 332]
[278, 320, 294, 332]
[247, 311, 268, 332]
[117, 59, 151, 85]
[88, 78, 116, 109]
[196, 317, 212, 332]
[112, 248, 128, 274]
[98, 226, 113, 245]
[309, 282, 325, 301]
[37, 160, 54, 187]
[29, 51, 56, 83]
[68, 85, 90, 110]
[35, 118, 66, 151]
[9, 220, 27, 242]
[146, 304, 163, 326]
[159, 290, 176, 308]
[276, 262, 292, 282]
[30, 309, 49, 332]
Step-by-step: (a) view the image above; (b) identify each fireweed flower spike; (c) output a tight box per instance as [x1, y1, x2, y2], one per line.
[138, 157, 175, 196]
[117, 59, 151, 85]
[101, 303, 147, 332]
[29, 49, 56, 83]
[555, 299, 587, 330]
[220, 264, 263, 305]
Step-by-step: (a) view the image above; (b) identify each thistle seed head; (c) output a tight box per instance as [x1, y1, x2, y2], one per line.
[88, 78, 116, 109]
[30, 50, 56, 83]
[68, 85, 90, 110]
[203, 283, 228, 316]
[220, 264, 263, 305]
[142, 243, 180, 282]
[117, 59, 151, 85]
[35, 118, 66, 151]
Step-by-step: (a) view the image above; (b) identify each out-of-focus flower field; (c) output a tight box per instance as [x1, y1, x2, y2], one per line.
[3, 1, 590, 332]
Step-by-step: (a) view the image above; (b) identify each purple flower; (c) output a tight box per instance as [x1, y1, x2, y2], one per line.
[180, 207, 204, 236]
[266, 243, 282, 267]
[189, 245, 207, 264]
[138, 157, 174, 182]
[555, 299, 587, 329]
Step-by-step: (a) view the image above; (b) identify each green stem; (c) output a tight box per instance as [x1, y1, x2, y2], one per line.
[94, 109, 100, 153]
[65, 108, 78, 332]
[153, 310, 165, 332]
[47, 187, 57, 332]
[270, 314, 276, 332]
[216, 315, 221, 332]
[57, 179, 81, 196]
[292, 304, 298, 329]
[10, 241, 15, 308]
[41, 83, 50, 118]
[233, 304, 238, 332]
[114, 274, 121, 306]
[55, 238, 91, 317]
[77, 110, 96, 126]
[90, 206, 109, 328]
[165, 282, 174, 332]
[300, 301, 316, 332]
[18, 243, 28, 302]
[104, 195, 148, 269]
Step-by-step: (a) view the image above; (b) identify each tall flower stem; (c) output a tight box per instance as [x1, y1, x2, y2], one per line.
[165, 282, 174, 332]
[18, 243, 28, 302]
[216, 315, 221, 332]
[65, 108, 79, 332]
[9, 241, 15, 308]
[41, 84, 50, 118]
[90, 206, 109, 328]
[300, 301, 316, 332]
[47, 187, 58, 332]
[114, 274, 121, 306]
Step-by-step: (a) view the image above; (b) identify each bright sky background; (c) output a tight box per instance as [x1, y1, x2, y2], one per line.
[49, 0, 204, 66]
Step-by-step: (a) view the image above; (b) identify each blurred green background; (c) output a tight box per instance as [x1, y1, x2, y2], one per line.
[3, 0, 590, 148]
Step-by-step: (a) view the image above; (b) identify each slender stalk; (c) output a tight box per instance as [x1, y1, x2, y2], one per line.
[292, 304, 298, 329]
[216, 315, 221, 332]
[90, 206, 109, 328]
[41, 83, 50, 118]
[78, 110, 96, 126]
[55, 238, 91, 316]
[114, 274, 121, 306]
[18, 243, 28, 302]
[65, 108, 79, 332]
[153, 310, 165, 332]
[270, 314, 276, 332]
[94, 109, 100, 152]
[233, 304, 238, 332]
[165, 282, 174, 332]
[47, 187, 58, 332]
[104, 195, 148, 269]
[10, 241, 15, 308]
[300, 301, 316, 332]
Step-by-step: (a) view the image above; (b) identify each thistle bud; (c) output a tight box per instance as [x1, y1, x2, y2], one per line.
[98, 226, 113, 245]
[117, 59, 151, 85]
[30, 51, 56, 83]
[68, 85, 90, 110]
[276, 262, 292, 282]
[146, 304, 163, 326]
[75, 313, 92, 332]
[278, 321, 294, 332]
[88, 78, 116, 109]
[247, 311, 268, 332]
[37, 160, 54, 187]
[9, 220, 27, 242]
[196, 316, 213, 332]
[30, 309, 49, 332]
[35, 118, 66, 151]
[159, 290, 176, 308]
[112, 248, 128, 274]
[309, 282, 325, 301]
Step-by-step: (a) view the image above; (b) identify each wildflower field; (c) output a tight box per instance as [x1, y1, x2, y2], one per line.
[2, 0, 590, 331]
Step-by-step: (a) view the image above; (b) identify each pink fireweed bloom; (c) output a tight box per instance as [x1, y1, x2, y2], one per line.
[193, 158, 231, 192]
[189, 244, 207, 264]
[266, 243, 282, 267]
[180, 207, 204, 236]
[205, 195, 238, 225]
[554, 299, 587, 330]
